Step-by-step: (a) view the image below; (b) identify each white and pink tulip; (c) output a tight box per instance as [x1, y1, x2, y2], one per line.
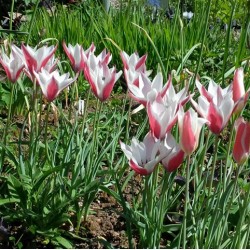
[33, 68, 76, 102]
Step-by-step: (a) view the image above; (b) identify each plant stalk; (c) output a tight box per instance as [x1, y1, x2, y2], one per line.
[183, 154, 191, 249]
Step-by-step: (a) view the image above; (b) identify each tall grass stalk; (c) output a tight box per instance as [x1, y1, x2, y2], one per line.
[26, 0, 41, 44]
[8, 0, 15, 45]
[192, 0, 212, 90]
[132, 23, 167, 81]
[1, 83, 15, 171]
[221, 1, 236, 85]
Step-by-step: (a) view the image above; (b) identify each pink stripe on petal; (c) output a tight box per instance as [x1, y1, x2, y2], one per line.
[201, 85, 212, 101]
[46, 77, 59, 101]
[135, 54, 147, 71]
[181, 111, 196, 154]
[128, 92, 147, 106]
[207, 103, 223, 134]
[102, 73, 116, 101]
[120, 52, 129, 70]
[147, 104, 162, 139]
[129, 159, 151, 175]
[102, 51, 110, 65]
[15, 67, 24, 82]
[21, 44, 38, 74]
[166, 114, 178, 133]
[0, 62, 12, 81]
[63, 42, 75, 66]
[85, 66, 98, 97]
[233, 122, 246, 163]
[233, 68, 245, 102]
[161, 75, 171, 97]
[39, 45, 57, 71]
[164, 150, 185, 172]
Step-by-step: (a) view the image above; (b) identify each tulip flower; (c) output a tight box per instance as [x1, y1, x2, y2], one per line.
[120, 51, 152, 86]
[120, 51, 151, 76]
[178, 107, 207, 155]
[0, 45, 25, 82]
[43, 55, 59, 73]
[120, 51, 147, 72]
[161, 75, 190, 107]
[160, 133, 185, 172]
[120, 132, 166, 175]
[33, 68, 76, 102]
[84, 51, 122, 102]
[63, 42, 95, 73]
[21, 44, 57, 79]
[147, 95, 178, 140]
[127, 72, 169, 106]
[232, 68, 249, 114]
[232, 117, 250, 165]
[191, 79, 234, 134]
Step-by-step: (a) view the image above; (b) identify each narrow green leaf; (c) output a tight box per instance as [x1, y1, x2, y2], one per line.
[55, 236, 73, 249]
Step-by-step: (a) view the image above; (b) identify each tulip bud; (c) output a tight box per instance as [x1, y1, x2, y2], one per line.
[233, 117, 250, 165]
[178, 107, 207, 155]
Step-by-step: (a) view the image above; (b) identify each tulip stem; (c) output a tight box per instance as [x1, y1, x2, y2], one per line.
[220, 163, 241, 244]
[198, 130, 211, 182]
[200, 135, 219, 244]
[183, 154, 191, 249]
[80, 88, 91, 140]
[125, 95, 133, 144]
[208, 135, 219, 197]
[1, 83, 15, 172]
[223, 117, 236, 191]
[44, 103, 51, 161]
[81, 99, 103, 224]
[233, 165, 250, 248]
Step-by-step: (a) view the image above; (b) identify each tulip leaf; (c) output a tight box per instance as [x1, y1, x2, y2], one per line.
[0, 29, 29, 35]
[176, 43, 201, 75]
[55, 236, 73, 249]
[0, 198, 19, 205]
[162, 224, 182, 232]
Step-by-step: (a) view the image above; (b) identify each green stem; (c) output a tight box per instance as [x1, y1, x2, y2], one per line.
[200, 135, 219, 244]
[220, 163, 241, 244]
[81, 99, 103, 223]
[208, 135, 219, 198]
[198, 130, 211, 182]
[233, 168, 250, 248]
[74, 80, 79, 101]
[1, 83, 15, 171]
[223, 117, 236, 191]
[44, 103, 50, 160]
[156, 171, 170, 248]
[80, 88, 91, 140]
[91, 100, 103, 153]
[183, 154, 191, 249]
[125, 95, 132, 144]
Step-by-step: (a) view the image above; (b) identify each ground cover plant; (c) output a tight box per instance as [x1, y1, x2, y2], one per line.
[0, 0, 250, 248]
